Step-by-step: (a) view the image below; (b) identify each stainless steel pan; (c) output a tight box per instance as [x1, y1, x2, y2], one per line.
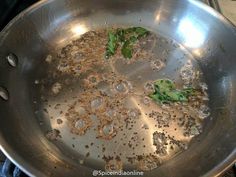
[0, 0, 236, 177]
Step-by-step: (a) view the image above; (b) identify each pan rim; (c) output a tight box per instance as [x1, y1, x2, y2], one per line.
[0, 134, 45, 177]
[0, 0, 235, 176]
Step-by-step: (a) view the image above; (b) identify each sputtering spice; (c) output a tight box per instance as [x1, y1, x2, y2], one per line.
[180, 62, 195, 85]
[144, 81, 155, 94]
[127, 155, 161, 171]
[97, 122, 117, 140]
[153, 131, 168, 156]
[149, 111, 171, 128]
[51, 82, 62, 95]
[198, 105, 210, 119]
[57, 118, 63, 124]
[66, 109, 93, 136]
[150, 59, 165, 71]
[46, 129, 61, 141]
[142, 96, 151, 105]
[45, 54, 53, 63]
[128, 108, 141, 119]
[104, 156, 123, 172]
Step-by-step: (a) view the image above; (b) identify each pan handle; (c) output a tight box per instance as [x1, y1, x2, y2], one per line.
[204, 0, 236, 30]
[204, 0, 222, 13]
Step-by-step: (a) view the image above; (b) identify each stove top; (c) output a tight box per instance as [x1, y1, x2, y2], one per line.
[204, 0, 236, 25]
[0, 0, 235, 177]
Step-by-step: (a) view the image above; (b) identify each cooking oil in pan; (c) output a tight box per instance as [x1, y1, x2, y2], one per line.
[36, 28, 210, 171]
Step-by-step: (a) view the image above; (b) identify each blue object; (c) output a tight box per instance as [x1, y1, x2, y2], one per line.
[0, 159, 26, 177]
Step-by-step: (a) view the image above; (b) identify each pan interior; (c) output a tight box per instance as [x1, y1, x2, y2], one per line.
[34, 27, 209, 171]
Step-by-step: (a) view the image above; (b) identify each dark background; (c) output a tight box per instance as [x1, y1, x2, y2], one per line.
[0, 0, 39, 30]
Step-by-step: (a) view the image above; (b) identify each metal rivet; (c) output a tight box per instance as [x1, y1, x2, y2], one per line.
[0, 87, 9, 101]
[6, 53, 18, 67]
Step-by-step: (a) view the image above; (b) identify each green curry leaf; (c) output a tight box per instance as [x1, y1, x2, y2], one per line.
[149, 79, 194, 104]
[105, 31, 118, 58]
[105, 27, 149, 59]
[116, 28, 126, 43]
[121, 40, 133, 59]
[132, 27, 149, 38]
